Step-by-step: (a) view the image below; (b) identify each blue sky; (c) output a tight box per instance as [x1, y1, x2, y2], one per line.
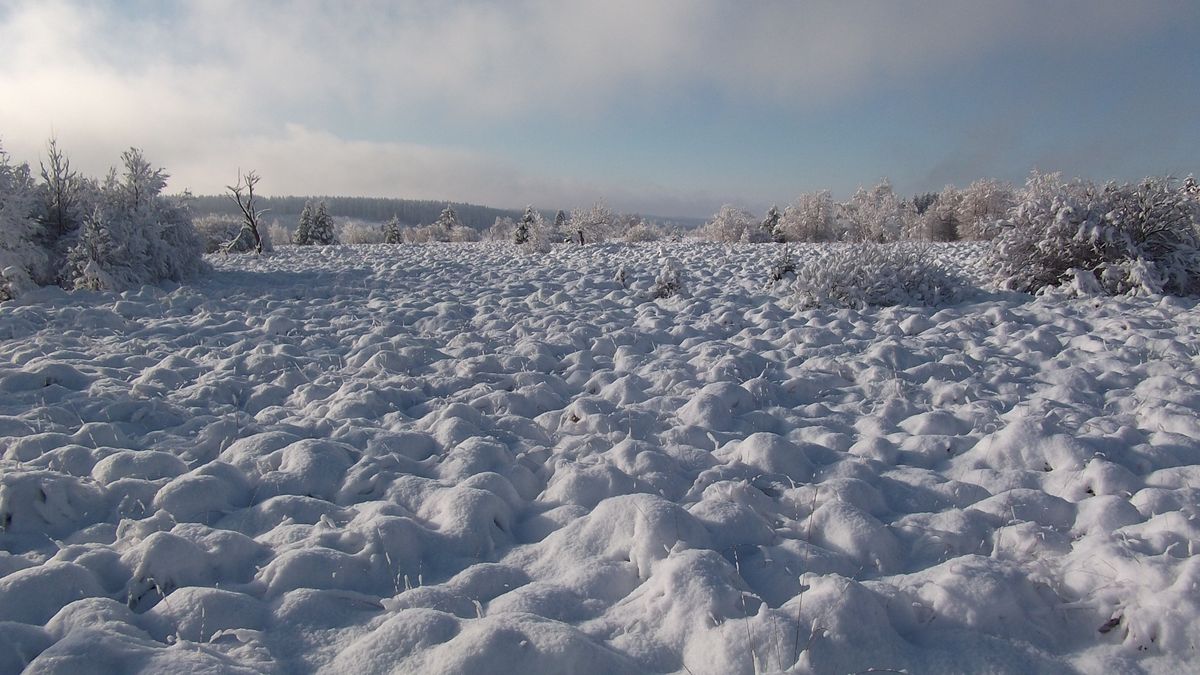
[1, 0, 1197, 218]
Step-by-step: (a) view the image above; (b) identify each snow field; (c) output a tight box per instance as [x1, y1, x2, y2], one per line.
[0, 242, 1198, 673]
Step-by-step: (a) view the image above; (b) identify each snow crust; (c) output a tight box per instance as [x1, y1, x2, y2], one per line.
[1, 242, 1198, 673]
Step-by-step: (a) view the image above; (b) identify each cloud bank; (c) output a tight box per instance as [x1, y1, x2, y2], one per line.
[0, 0, 1191, 216]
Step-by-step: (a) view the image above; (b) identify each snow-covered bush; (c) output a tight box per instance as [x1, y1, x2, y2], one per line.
[0, 144, 47, 300]
[63, 149, 205, 291]
[695, 204, 755, 242]
[794, 243, 964, 308]
[989, 172, 1200, 296]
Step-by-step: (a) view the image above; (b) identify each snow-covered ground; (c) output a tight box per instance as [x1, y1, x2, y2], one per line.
[1, 242, 1198, 674]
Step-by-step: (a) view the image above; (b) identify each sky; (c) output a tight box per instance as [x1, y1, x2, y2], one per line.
[0, 0, 1197, 219]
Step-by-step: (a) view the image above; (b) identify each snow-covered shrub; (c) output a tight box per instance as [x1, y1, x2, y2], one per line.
[383, 216, 402, 244]
[989, 172, 1200, 296]
[337, 219, 386, 245]
[794, 243, 964, 308]
[63, 149, 205, 291]
[615, 263, 628, 287]
[695, 204, 755, 242]
[653, 259, 683, 298]
[267, 220, 293, 247]
[0, 144, 47, 300]
[761, 205, 784, 242]
[768, 245, 796, 282]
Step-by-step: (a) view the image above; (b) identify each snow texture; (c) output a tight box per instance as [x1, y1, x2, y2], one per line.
[1, 241, 1199, 674]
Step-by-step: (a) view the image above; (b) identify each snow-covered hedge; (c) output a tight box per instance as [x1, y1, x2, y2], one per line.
[794, 242, 965, 308]
[989, 173, 1200, 296]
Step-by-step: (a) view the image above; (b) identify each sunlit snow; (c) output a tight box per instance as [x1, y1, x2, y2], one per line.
[2, 242, 1198, 673]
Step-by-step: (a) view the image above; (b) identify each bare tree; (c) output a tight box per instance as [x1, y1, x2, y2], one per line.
[225, 170, 266, 254]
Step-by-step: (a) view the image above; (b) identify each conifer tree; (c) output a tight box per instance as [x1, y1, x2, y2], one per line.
[294, 201, 315, 245]
[311, 200, 335, 245]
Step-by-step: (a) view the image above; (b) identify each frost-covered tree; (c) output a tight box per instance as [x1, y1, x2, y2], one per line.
[64, 208, 117, 291]
[696, 204, 755, 242]
[957, 178, 1014, 240]
[570, 201, 615, 244]
[1182, 175, 1199, 200]
[294, 201, 315, 245]
[915, 186, 962, 241]
[0, 144, 46, 299]
[384, 215, 402, 244]
[224, 170, 266, 254]
[37, 138, 88, 244]
[761, 204, 784, 242]
[551, 209, 570, 243]
[912, 192, 938, 215]
[842, 179, 911, 242]
[989, 172, 1200, 296]
[310, 201, 336, 245]
[780, 191, 835, 242]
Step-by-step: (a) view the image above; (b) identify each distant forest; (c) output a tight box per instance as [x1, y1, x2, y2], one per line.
[185, 195, 526, 229]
